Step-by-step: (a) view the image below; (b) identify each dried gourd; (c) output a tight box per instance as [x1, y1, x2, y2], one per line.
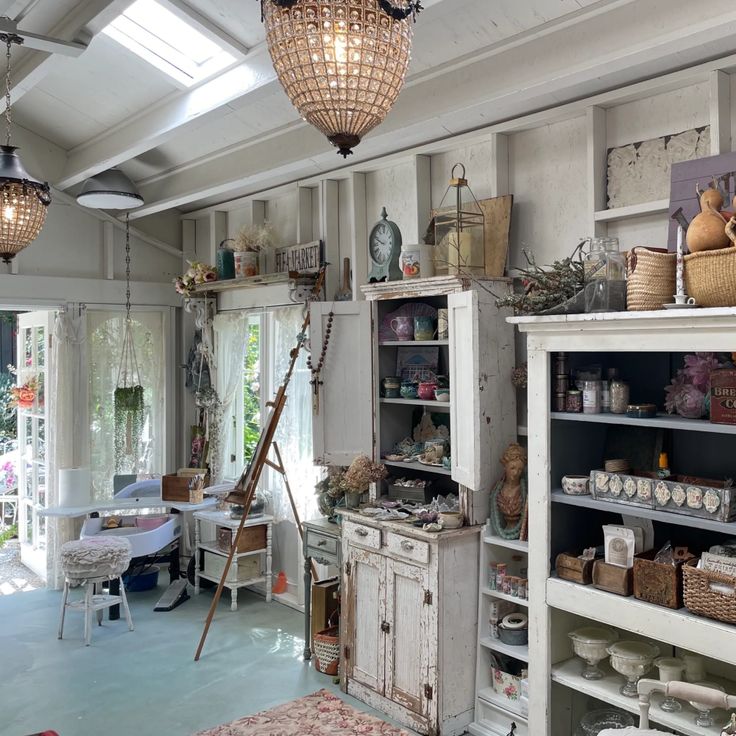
[687, 183, 731, 252]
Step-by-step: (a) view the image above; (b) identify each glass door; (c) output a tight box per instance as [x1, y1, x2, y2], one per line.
[16, 311, 53, 579]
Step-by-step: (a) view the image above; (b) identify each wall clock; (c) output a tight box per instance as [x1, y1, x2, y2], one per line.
[368, 206, 402, 282]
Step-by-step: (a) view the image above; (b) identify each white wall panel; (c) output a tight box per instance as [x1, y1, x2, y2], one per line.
[366, 161, 417, 243]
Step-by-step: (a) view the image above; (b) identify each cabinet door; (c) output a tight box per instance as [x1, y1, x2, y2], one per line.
[448, 290, 515, 492]
[346, 546, 385, 693]
[384, 558, 432, 716]
[310, 302, 374, 465]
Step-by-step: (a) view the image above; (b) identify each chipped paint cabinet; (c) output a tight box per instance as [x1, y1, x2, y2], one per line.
[341, 514, 481, 736]
[311, 277, 515, 523]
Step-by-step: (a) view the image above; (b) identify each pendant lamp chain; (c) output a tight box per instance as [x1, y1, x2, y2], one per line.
[4, 37, 13, 147]
[125, 211, 131, 322]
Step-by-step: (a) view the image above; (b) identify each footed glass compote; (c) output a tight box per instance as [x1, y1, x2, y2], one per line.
[654, 657, 685, 713]
[568, 627, 618, 680]
[689, 682, 725, 728]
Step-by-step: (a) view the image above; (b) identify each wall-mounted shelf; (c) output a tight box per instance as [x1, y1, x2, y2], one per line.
[551, 411, 736, 435]
[593, 199, 670, 222]
[380, 398, 451, 409]
[551, 489, 736, 534]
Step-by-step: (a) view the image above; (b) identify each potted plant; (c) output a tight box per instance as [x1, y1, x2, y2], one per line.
[343, 455, 387, 508]
[233, 222, 276, 278]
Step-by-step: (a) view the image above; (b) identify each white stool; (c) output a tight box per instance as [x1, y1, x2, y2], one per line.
[58, 536, 134, 646]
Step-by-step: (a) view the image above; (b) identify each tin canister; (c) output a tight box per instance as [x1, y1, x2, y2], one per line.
[710, 368, 736, 425]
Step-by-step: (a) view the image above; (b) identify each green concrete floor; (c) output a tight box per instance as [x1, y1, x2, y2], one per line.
[1, 581, 397, 736]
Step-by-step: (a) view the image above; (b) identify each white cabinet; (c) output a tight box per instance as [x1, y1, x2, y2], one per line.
[341, 512, 480, 736]
[311, 276, 515, 522]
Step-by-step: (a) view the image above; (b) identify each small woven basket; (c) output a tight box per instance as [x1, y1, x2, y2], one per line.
[313, 617, 340, 676]
[684, 246, 736, 307]
[626, 247, 676, 311]
[683, 558, 736, 624]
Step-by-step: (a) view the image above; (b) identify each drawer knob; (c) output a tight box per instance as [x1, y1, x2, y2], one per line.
[355, 528, 369, 537]
[400, 540, 414, 551]
[316, 539, 327, 546]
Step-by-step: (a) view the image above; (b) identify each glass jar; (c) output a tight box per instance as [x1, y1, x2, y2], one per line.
[582, 380, 601, 414]
[584, 237, 627, 313]
[566, 389, 583, 413]
[610, 379, 630, 414]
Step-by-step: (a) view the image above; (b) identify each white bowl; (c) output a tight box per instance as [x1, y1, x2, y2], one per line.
[439, 511, 463, 529]
[569, 626, 618, 680]
[608, 640, 660, 696]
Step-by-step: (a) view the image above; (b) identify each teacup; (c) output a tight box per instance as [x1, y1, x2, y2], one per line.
[414, 315, 436, 341]
[390, 316, 414, 341]
[418, 380, 437, 400]
[400, 381, 418, 399]
[673, 294, 696, 306]
[562, 475, 590, 495]
[435, 388, 450, 402]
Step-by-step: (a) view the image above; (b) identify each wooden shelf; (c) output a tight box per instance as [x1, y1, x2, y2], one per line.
[481, 587, 529, 607]
[198, 542, 266, 559]
[483, 534, 528, 552]
[196, 571, 265, 588]
[383, 458, 452, 476]
[378, 339, 449, 347]
[593, 198, 670, 222]
[480, 636, 529, 662]
[190, 272, 314, 294]
[547, 576, 736, 667]
[552, 657, 729, 736]
[380, 398, 451, 409]
[551, 489, 736, 534]
[476, 687, 528, 721]
[551, 411, 736, 435]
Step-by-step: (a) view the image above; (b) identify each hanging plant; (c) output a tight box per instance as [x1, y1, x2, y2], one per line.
[114, 385, 145, 473]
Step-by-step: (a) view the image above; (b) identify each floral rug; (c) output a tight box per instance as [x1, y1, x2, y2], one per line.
[194, 689, 411, 736]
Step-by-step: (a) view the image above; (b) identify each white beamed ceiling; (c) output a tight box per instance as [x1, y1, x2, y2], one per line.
[8, 0, 736, 220]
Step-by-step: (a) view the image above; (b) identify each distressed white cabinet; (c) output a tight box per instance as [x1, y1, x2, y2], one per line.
[341, 512, 480, 736]
[312, 276, 516, 522]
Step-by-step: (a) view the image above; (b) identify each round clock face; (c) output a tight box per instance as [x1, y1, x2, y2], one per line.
[370, 222, 394, 264]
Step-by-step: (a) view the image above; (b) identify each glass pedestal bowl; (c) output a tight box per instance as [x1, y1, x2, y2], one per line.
[607, 640, 660, 697]
[654, 657, 685, 712]
[569, 626, 619, 680]
[689, 681, 725, 727]
[575, 707, 635, 736]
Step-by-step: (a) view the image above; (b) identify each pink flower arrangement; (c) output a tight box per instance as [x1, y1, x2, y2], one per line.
[665, 352, 725, 419]
[174, 261, 217, 297]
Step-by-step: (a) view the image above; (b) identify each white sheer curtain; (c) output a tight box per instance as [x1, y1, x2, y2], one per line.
[268, 306, 320, 523]
[47, 305, 88, 589]
[213, 312, 248, 482]
[87, 310, 165, 500]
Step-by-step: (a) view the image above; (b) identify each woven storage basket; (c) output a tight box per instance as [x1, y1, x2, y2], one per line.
[626, 247, 676, 311]
[684, 246, 736, 307]
[683, 558, 736, 624]
[313, 618, 340, 676]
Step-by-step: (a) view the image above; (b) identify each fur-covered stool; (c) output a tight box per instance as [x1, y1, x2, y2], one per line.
[58, 536, 134, 646]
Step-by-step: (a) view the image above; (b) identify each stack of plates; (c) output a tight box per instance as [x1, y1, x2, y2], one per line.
[604, 458, 630, 473]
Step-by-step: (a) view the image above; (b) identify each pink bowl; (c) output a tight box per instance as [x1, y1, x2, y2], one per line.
[135, 516, 168, 530]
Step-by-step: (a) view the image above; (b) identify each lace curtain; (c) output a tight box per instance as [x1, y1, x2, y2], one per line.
[47, 306, 88, 589]
[87, 310, 165, 501]
[267, 306, 320, 523]
[212, 312, 248, 483]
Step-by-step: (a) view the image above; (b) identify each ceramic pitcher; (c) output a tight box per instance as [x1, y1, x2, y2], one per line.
[390, 316, 414, 341]
[414, 315, 436, 341]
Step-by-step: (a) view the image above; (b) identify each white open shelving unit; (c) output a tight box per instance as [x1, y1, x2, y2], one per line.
[514, 309, 736, 736]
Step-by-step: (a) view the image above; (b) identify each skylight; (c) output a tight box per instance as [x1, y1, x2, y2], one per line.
[103, 0, 235, 87]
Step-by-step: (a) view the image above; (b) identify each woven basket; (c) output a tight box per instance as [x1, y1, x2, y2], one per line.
[313, 624, 340, 675]
[683, 558, 736, 624]
[684, 246, 736, 307]
[626, 247, 676, 311]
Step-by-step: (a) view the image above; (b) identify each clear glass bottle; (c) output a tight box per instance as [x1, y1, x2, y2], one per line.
[610, 378, 630, 414]
[582, 380, 601, 414]
[584, 237, 627, 313]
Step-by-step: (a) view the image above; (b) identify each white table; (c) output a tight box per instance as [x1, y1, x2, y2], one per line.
[193, 510, 273, 612]
[39, 496, 217, 517]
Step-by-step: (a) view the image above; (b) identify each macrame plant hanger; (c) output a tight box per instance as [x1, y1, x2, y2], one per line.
[114, 212, 144, 473]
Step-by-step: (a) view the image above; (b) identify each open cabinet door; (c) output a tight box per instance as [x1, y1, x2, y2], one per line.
[448, 290, 515, 496]
[310, 301, 373, 465]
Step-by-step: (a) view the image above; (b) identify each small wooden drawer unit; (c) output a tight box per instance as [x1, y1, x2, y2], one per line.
[306, 530, 339, 560]
[343, 520, 381, 550]
[385, 531, 430, 564]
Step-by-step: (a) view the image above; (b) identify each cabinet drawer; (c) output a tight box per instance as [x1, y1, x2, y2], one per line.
[474, 697, 528, 736]
[306, 530, 338, 557]
[384, 532, 430, 565]
[344, 520, 381, 550]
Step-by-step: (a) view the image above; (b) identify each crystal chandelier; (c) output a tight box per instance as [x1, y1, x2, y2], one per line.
[0, 32, 51, 264]
[261, 0, 422, 157]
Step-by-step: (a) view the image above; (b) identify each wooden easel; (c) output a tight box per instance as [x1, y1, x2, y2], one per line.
[194, 268, 325, 661]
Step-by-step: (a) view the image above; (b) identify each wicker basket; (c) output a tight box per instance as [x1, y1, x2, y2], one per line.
[683, 558, 736, 624]
[313, 615, 340, 675]
[684, 246, 736, 307]
[626, 247, 676, 311]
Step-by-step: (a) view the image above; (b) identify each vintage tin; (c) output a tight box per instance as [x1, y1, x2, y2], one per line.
[710, 368, 736, 425]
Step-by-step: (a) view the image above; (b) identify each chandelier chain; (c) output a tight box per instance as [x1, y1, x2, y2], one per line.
[125, 211, 131, 322]
[4, 38, 11, 147]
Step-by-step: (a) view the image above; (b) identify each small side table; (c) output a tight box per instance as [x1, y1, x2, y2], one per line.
[193, 510, 273, 612]
[303, 517, 342, 660]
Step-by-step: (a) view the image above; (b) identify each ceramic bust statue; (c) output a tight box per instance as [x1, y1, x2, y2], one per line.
[491, 442, 526, 539]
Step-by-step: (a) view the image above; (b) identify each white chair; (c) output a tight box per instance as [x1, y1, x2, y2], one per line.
[58, 536, 134, 646]
[599, 678, 736, 735]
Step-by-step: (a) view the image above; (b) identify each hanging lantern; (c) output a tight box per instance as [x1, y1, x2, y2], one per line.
[261, 0, 422, 157]
[0, 33, 51, 264]
[434, 163, 485, 277]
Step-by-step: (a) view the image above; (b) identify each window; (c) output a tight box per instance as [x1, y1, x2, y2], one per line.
[103, 0, 235, 87]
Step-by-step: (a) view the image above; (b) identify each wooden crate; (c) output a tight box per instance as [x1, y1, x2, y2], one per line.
[203, 550, 260, 583]
[593, 559, 633, 596]
[555, 552, 595, 585]
[633, 550, 684, 610]
[161, 470, 209, 502]
[217, 524, 267, 554]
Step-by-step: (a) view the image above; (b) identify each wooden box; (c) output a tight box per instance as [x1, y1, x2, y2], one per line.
[311, 577, 339, 642]
[555, 552, 595, 585]
[711, 368, 736, 425]
[633, 550, 684, 610]
[590, 469, 656, 509]
[592, 559, 633, 596]
[162, 470, 208, 502]
[203, 550, 260, 584]
[217, 524, 267, 554]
